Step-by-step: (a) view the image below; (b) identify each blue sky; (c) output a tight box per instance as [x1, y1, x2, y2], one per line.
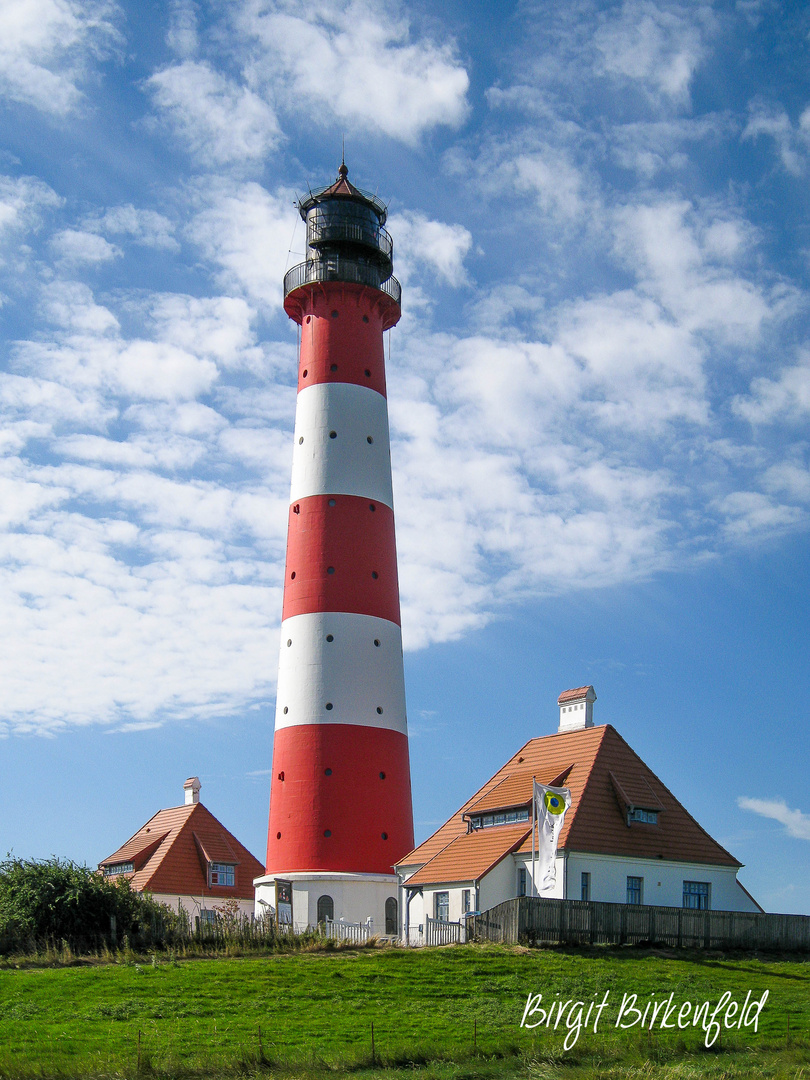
[0, 0, 808, 915]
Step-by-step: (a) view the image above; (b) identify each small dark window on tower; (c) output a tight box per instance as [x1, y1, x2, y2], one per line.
[324, 768, 332, 776]
[327, 566, 335, 574]
[277, 771, 284, 781]
[325, 702, 333, 710]
[306, 316, 311, 323]
[298, 436, 304, 444]
[276, 832, 281, 839]
[326, 634, 334, 642]
[364, 369, 371, 377]
[286, 639, 292, 647]
[302, 369, 308, 378]
[330, 363, 338, 372]
[290, 571, 296, 579]
[324, 829, 331, 837]
[371, 571, 378, 579]
[379, 772, 386, 779]
[367, 436, 373, 444]
[381, 832, 388, 840]
[373, 639, 380, 647]
[329, 430, 337, 439]
[331, 310, 338, 318]
[363, 315, 369, 324]
[328, 498, 336, 506]
[283, 706, 288, 714]
[369, 503, 376, 511]
[376, 706, 383, 714]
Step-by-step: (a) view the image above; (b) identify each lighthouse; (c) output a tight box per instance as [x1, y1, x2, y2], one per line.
[253, 163, 414, 935]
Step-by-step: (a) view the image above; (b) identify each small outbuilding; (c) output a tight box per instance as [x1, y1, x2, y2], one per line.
[397, 687, 762, 933]
[99, 777, 264, 922]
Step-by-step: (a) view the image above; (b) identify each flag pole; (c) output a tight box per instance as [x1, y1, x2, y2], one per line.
[531, 776, 536, 897]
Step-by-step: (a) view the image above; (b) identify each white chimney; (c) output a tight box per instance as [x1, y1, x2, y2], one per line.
[184, 776, 201, 805]
[557, 686, 596, 733]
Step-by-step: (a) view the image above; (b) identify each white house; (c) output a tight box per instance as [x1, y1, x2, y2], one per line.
[396, 687, 761, 935]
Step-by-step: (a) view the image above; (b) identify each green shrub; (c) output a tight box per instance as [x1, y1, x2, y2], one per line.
[0, 855, 173, 955]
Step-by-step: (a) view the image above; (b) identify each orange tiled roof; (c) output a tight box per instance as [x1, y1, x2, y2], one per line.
[405, 822, 532, 887]
[99, 802, 264, 900]
[397, 725, 740, 879]
[558, 686, 594, 704]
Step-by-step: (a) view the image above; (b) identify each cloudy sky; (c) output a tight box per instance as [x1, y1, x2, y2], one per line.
[1, 0, 808, 914]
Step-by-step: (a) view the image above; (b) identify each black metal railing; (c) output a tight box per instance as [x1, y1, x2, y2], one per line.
[284, 259, 401, 307]
[307, 219, 393, 261]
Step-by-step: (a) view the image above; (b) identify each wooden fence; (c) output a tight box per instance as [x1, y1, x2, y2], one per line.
[471, 896, 810, 952]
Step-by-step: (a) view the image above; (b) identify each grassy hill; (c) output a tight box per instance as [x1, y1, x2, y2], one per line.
[0, 942, 807, 1079]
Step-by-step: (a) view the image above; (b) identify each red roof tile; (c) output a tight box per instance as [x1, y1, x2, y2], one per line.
[558, 686, 594, 704]
[99, 802, 264, 901]
[398, 725, 740, 880]
[405, 822, 532, 886]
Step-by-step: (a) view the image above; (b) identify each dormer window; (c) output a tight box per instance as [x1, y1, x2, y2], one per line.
[102, 862, 134, 876]
[468, 806, 530, 829]
[209, 862, 235, 887]
[628, 808, 658, 825]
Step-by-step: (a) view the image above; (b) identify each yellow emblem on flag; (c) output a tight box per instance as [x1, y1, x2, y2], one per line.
[544, 791, 566, 815]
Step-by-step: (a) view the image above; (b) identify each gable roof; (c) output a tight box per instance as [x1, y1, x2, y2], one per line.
[405, 822, 532, 887]
[397, 725, 740, 884]
[99, 802, 264, 900]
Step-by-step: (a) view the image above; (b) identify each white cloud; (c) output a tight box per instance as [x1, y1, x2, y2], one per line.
[0, 0, 119, 116]
[167, 0, 198, 58]
[147, 60, 281, 166]
[187, 180, 297, 310]
[236, 0, 469, 144]
[593, 0, 713, 107]
[738, 797, 810, 841]
[733, 354, 810, 424]
[743, 103, 810, 176]
[51, 228, 121, 265]
[390, 211, 472, 287]
[88, 205, 179, 251]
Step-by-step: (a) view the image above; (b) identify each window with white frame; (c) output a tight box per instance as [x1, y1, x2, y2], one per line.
[209, 862, 235, 887]
[581, 871, 590, 901]
[102, 862, 134, 876]
[517, 866, 527, 896]
[199, 909, 217, 925]
[462, 889, 471, 913]
[683, 881, 710, 910]
[434, 891, 449, 922]
[628, 808, 658, 824]
[468, 807, 530, 830]
[626, 876, 643, 905]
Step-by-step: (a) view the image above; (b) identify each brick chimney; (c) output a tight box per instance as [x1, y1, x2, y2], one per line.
[184, 776, 201, 805]
[557, 686, 596, 733]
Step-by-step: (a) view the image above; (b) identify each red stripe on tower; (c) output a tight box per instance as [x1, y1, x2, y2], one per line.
[264, 163, 414, 889]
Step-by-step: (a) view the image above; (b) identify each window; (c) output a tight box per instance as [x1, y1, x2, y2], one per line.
[102, 862, 133, 876]
[209, 863, 235, 887]
[683, 881, 710, 910]
[435, 891, 449, 922]
[628, 808, 658, 824]
[581, 872, 591, 901]
[468, 806, 530, 830]
[200, 909, 217, 926]
[385, 896, 398, 935]
[317, 894, 334, 923]
[462, 889, 471, 914]
[517, 867, 527, 897]
[626, 876, 643, 905]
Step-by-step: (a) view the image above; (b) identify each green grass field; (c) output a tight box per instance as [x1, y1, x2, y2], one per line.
[0, 943, 808, 1079]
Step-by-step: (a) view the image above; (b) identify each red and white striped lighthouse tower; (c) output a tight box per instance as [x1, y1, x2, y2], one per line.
[254, 164, 414, 933]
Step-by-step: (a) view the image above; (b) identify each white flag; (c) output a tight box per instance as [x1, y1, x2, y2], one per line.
[532, 780, 571, 893]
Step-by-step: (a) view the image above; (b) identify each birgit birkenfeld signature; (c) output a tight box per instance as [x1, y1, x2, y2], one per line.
[520, 989, 769, 1050]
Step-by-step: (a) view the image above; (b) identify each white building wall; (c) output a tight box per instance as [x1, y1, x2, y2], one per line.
[254, 872, 400, 934]
[149, 893, 255, 919]
[513, 852, 759, 912]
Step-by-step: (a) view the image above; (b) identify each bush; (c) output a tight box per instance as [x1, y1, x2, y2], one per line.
[0, 856, 173, 955]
